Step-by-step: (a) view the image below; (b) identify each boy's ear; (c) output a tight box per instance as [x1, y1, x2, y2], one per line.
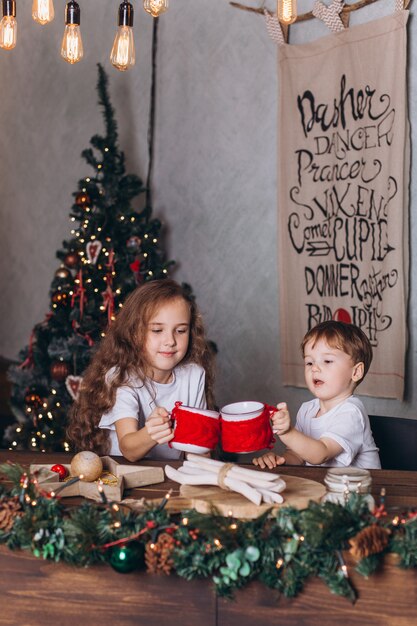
[352, 362, 364, 382]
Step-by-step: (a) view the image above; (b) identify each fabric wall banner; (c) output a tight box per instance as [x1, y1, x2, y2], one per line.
[278, 11, 410, 399]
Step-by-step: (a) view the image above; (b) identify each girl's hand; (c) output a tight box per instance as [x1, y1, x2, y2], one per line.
[252, 452, 286, 469]
[146, 407, 174, 445]
[271, 402, 291, 436]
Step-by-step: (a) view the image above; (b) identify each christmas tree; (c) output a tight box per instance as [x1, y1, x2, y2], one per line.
[5, 63, 174, 452]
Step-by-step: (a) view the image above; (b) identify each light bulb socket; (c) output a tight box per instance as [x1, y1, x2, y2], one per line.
[118, 1, 133, 27]
[2, 0, 16, 17]
[65, 1, 80, 26]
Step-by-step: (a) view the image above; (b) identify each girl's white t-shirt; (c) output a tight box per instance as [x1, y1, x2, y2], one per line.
[295, 396, 381, 469]
[99, 362, 206, 459]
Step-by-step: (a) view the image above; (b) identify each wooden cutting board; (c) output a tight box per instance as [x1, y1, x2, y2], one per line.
[173, 475, 326, 519]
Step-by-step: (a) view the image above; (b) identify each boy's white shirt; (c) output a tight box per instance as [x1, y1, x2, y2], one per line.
[295, 395, 381, 469]
[99, 362, 206, 459]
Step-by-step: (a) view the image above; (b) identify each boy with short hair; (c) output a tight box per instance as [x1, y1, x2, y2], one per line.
[253, 321, 381, 469]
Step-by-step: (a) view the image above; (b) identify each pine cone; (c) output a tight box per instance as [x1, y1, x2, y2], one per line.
[145, 532, 176, 574]
[349, 524, 391, 560]
[0, 496, 23, 532]
[145, 541, 158, 573]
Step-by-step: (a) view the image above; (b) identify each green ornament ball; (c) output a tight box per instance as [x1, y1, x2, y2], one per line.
[108, 541, 145, 574]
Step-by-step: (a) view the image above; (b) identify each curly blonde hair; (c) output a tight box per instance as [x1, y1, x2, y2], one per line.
[67, 279, 216, 453]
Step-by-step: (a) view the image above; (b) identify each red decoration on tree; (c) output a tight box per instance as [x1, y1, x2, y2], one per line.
[130, 259, 141, 284]
[86, 240, 102, 264]
[71, 270, 87, 319]
[102, 285, 115, 325]
[50, 464, 69, 481]
[333, 308, 352, 324]
[65, 375, 83, 401]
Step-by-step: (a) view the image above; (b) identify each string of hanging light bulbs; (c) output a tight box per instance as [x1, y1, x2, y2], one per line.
[0, 0, 168, 71]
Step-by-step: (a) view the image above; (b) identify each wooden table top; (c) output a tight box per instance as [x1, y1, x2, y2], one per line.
[1, 449, 416, 510]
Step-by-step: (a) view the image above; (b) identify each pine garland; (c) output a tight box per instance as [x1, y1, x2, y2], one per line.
[0, 463, 416, 602]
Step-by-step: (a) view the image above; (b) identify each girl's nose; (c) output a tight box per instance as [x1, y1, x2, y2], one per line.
[312, 362, 320, 372]
[164, 332, 176, 346]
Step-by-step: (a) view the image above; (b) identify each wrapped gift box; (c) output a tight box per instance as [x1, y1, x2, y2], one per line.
[30, 456, 164, 502]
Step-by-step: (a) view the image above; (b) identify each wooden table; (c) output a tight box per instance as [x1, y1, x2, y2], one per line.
[0, 450, 416, 626]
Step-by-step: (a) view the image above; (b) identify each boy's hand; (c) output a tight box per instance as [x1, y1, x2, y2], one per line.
[146, 407, 174, 444]
[271, 402, 291, 436]
[252, 452, 286, 469]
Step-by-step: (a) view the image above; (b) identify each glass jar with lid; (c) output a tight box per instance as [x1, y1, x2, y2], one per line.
[322, 467, 375, 510]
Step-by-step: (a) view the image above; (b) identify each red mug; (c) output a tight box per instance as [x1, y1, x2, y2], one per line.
[169, 401, 221, 454]
[220, 401, 276, 453]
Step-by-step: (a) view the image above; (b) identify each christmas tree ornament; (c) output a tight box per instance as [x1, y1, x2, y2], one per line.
[126, 235, 141, 251]
[108, 541, 145, 573]
[50, 361, 70, 382]
[143, 0, 168, 18]
[86, 240, 102, 264]
[110, 1, 135, 72]
[75, 191, 90, 206]
[54, 266, 71, 280]
[129, 258, 141, 284]
[70, 451, 103, 482]
[65, 375, 83, 400]
[64, 252, 80, 269]
[50, 464, 69, 481]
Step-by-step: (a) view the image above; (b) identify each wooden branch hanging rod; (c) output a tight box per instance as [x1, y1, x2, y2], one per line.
[230, 0, 411, 24]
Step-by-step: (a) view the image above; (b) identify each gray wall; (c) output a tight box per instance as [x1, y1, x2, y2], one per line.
[0, 0, 415, 422]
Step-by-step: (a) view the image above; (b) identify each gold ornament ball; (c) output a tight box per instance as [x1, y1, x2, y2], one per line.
[70, 451, 103, 482]
[55, 266, 71, 280]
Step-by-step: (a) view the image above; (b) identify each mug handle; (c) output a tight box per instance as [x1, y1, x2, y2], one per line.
[168, 401, 182, 448]
[264, 404, 277, 448]
[264, 404, 277, 417]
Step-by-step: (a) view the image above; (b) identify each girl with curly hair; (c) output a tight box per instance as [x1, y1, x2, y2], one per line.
[67, 279, 215, 461]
